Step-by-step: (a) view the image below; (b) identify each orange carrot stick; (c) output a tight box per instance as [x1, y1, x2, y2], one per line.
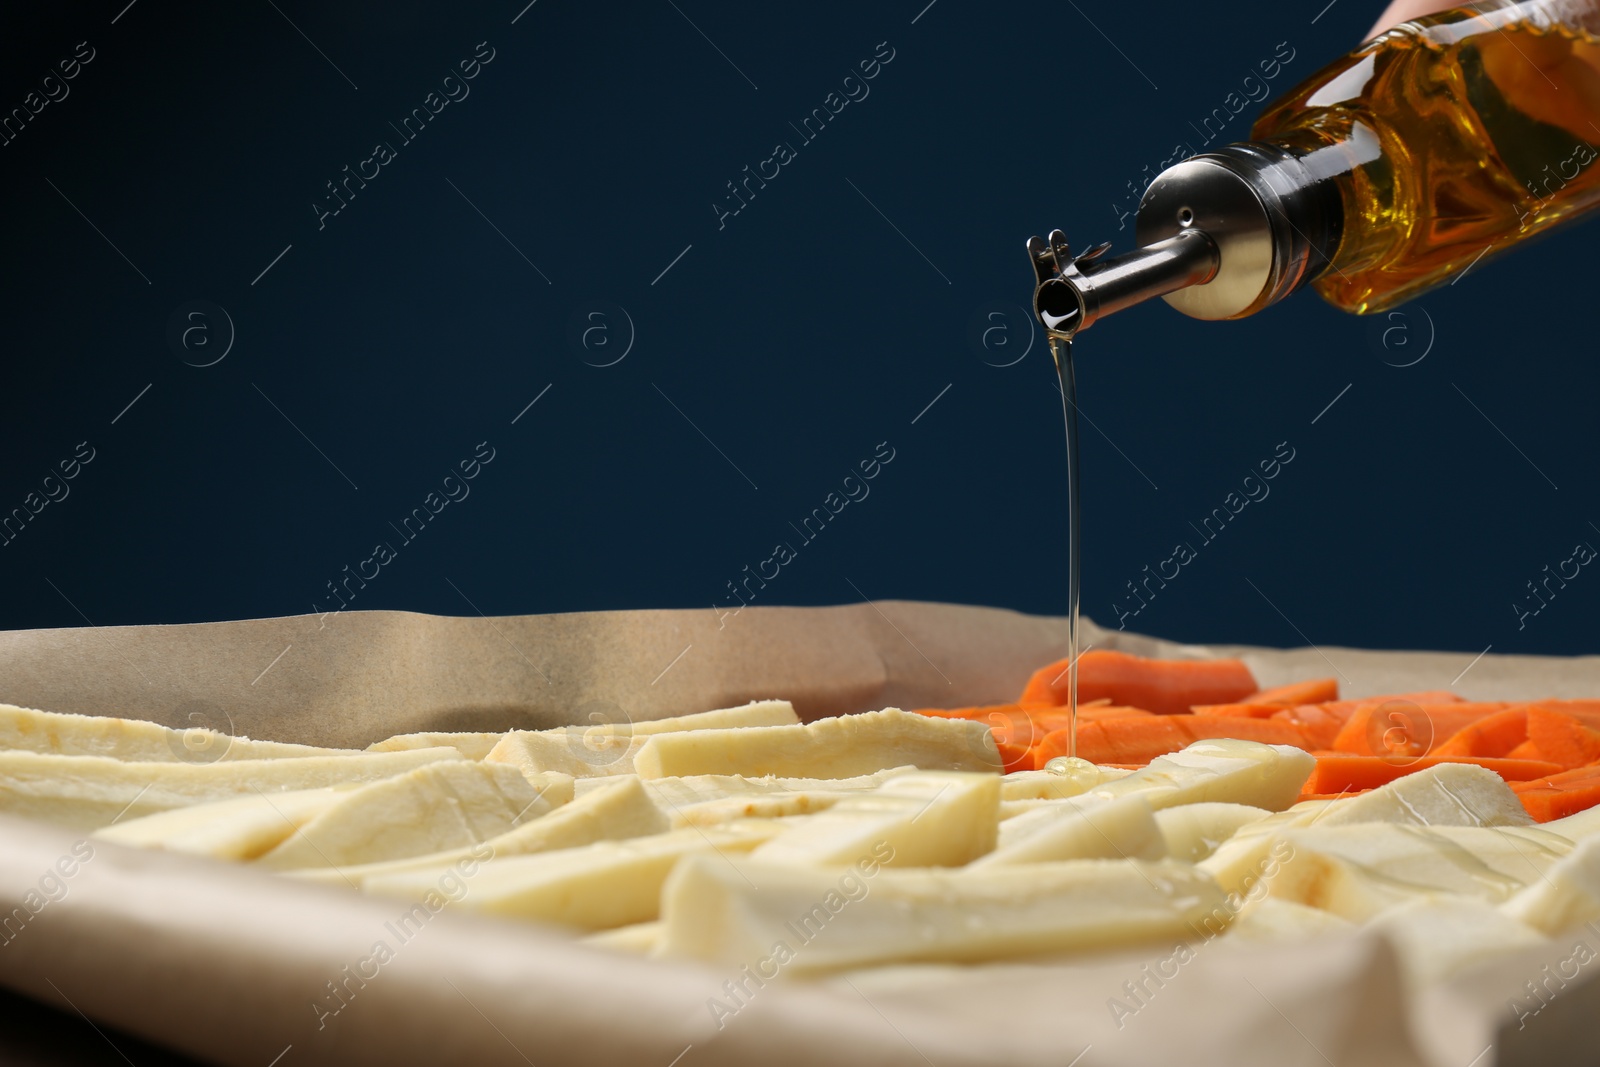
[1429, 707, 1530, 758]
[1512, 764, 1600, 821]
[1527, 701, 1600, 731]
[968, 707, 1043, 751]
[1314, 691, 1465, 722]
[1034, 719, 1183, 766]
[1307, 754, 1563, 794]
[1507, 740, 1543, 761]
[1242, 678, 1339, 706]
[994, 740, 1037, 774]
[1019, 650, 1257, 715]
[1021, 706, 1155, 744]
[1192, 703, 1285, 719]
[1371, 690, 1466, 705]
[1272, 705, 1345, 750]
[1332, 703, 1511, 757]
[1071, 704, 1158, 721]
[1173, 717, 1308, 749]
[1524, 706, 1600, 770]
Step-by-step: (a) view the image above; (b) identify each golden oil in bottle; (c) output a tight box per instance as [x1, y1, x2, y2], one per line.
[1253, 0, 1600, 313]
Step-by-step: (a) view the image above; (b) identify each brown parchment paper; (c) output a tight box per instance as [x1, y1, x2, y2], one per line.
[0, 601, 1596, 1067]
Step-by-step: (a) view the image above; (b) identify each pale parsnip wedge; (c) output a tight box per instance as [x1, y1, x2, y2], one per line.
[1501, 834, 1600, 934]
[1197, 801, 1339, 897]
[366, 732, 505, 760]
[366, 700, 800, 764]
[0, 703, 359, 762]
[1228, 898, 1354, 944]
[1000, 799, 1064, 820]
[582, 920, 663, 954]
[1311, 764, 1534, 829]
[671, 791, 853, 828]
[1264, 824, 1573, 921]
[978, 741, 1307, 869]
[1546, 804, 1600, 841]
[288, 775, 667, 887]
[364, 824, 780, 930]
[485, 731, 647, 778]
[477, 701, 803, 779]
[1201, 766, 1538, 898]
[626, 767, 919, 809]
[1154, 802, 1271, 863]
[94, 786, 342, 860]
[750, 772, 999, 868]
[574, 700, 799, 736]
[1000, 766, 1132, 802]
[1090, 740, 1315, 813]
[1372, 898, 1547, 989]
[973, 794, 1163, 866]
[632, 709, 1000, 780]
[658, 855, 1225, 975]
[0, 747, 464, 831]
[256, 762, 566, 870]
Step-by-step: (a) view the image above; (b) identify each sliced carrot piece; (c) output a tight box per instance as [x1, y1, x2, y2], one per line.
[1192, 703, 1285, 719]
[1307, 755, 1564, 794]
[1374, 690, 1465, 705]
[1315, 691, 1464, 722]
[994, 739, 1037, 774]
[1512, 764, 1600, 822]
[1332, 702, 1511, 757]
[1215, 694, 1438, 726]
[1019, 650, 1257, 715]
[1172, 716, 1307, 749]
[1024, 705, 1156, 735]
[1528, 700, 1600, 731]
[1515, 783, 1600, 822]
[1273, 705, 1345, 750]
[914, 704, 1164, 769]
[1430, 707, 1529, 758]
[1516, 763, 1600, 787]
[1034, 719, 1182, 766]
[1073, 704, 1158, 721]
[1243, 678, 1339, 706]
[1308, 701, 1364, 723]
[1507, 740, 1543, 761]
[974, 708, 1045, 752]
[1191, 718, 1303, 759]
[1524, 706, 1600, 770]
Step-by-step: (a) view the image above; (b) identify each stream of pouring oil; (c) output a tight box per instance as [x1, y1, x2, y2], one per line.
[1049, 336, 1080, 758]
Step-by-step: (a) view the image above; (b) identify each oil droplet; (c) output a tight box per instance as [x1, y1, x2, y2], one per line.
[1045, 756, 1100, 789]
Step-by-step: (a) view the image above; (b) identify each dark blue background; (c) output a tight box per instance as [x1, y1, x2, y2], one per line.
[1, 0, 1595, 657]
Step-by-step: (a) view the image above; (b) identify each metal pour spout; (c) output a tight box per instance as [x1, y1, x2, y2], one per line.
[1027, 228, 1219, 340]
[1027, 141, 1346, 338]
